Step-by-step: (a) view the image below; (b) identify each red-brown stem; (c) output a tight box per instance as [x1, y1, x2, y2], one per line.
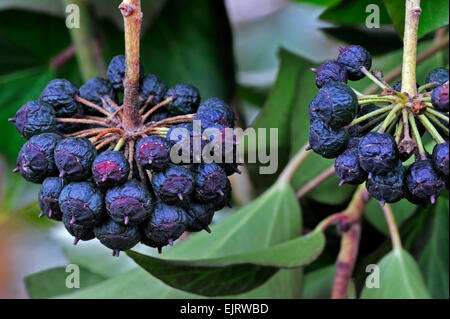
[56, 118, 110, 127]
[127, 140, 135, 179]
[50, 45, 75, 69]
[120, 0, 143, 130]
[95, 136, 120, 150]
[297, 166, 335, 199]
[141, 96, 174, 122]
[75, 96, 112, 117]
[67, 128, 122, 138]
[148, 114, 195, 128]
[331, 222, 361, 299]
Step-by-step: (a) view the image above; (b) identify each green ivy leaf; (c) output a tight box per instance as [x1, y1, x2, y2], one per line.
[360, 249, 431, 299]
[126, 231, 325, 297]
[383, 0, 449, 39]
[24, 266, 107, 299]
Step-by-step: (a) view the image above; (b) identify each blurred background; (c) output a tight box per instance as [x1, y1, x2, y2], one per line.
[0, 0, 448, 298]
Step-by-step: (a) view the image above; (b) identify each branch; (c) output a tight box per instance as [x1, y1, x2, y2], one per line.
[297, 166, 335, 199]
[277, 143, 311, 184]
[379, 202, 402, 251]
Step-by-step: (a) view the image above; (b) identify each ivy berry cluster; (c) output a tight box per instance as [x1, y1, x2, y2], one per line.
[308, 45, 449, 206]
[9, 55, 239, 256]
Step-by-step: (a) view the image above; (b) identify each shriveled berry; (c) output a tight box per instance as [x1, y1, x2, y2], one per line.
[152, 164, 195, 203]
[94, 218, 141, 256]
[220, 162, 242, 176]
[166, 123, 196, 162]
[92, 151, 130, 188]
[16, 133, 61, 183]
[309, 81, 358, 129]
[140, 74, 168, 106]
[149, 110, 169, 122]
[194, 98, 235, 128]
[193, 163, 228, 203]
[313, 61, 348, 88]
[165, 84, 201, 115]
[54, 137, 97, 181]
[358, 132, 398, 175]
[40, 79, 79, 117]
[107, 55, 144, 91]
[135, 136, 172, 171]
[202, 124, 237, 162]
[62, 214, 95, 245]
[12, 100, 57, 139]
[59, 182, 105, 227]
[38, 177, 67, 221]
[141, 202, 187, 248]
[425, 67, 449, 88]
[348, 137, 362, 149]
[366, 162, 405, 204]
[337, 45, 372, 81]
[431, 83, 449, 112]
[309, 119, 349, 159]
[334, 149, 367, 185]
[56, 105, 84, 135]
[405, 160, 445, 203]
[106, 180, 153, 226]
[185, 200, 215, 233]
[431, 142, 449, 177]
[79, 77, 117, 115]
[212, 179, 232, 211]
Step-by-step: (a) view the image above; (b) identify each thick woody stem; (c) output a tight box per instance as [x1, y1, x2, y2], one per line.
[120, 0, 143, 130]
[401, 0, 421, 96]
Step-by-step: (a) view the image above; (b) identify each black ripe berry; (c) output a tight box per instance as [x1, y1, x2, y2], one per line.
[425, 67, 449, 88]
[142, 202, 187, 248]
[59, 182, 105, 227]
[220, 162, 242, 176]
[40, 79, 80, 117]
[309, 81, 358, 129]
[194, 163, 229, 203]
[405, 160, 445, 203]
[165, 84, 201, 115]
[16, 133, 61, 183]
[94, 218, 142, 257]
[106, 180, 153, 226]
[309, 119, 349, 159]
[12, 100, 57, 140]
[337, 45, 372, 81]
[212, 178, 232, 211]
[140, 74, 168, 106]
[38, 177, 67, 221]
[149, 110, 169, 122]
[358, 132, 399, 175]
[135, 136, 172, 171]
[366, 162, 406, 204]
[194, 98, 236, 128]
[431, 142, 449, 177]
[54, 137, 97, 181]
[152, 164, 195, 203]
[107, 55, 144, 91]
[334, 149, 367, 185]
[92, 151, 130, 188]
[313, 61, 348, 89]
[185, 200, 215, 233]
[431, 83, 449, 112]
[79, 77, 117, 115]
[63, 213, 95, 245]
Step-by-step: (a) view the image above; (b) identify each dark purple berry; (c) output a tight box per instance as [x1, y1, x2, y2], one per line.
[94, 218, 141, 256]
[107, 55, 144, 91]
[348, 137, 362, 149]
[425, 67, 449, 89]
[135, 136, 172, 171]
[431, 83, 449, 112]
[334, 149, 367, 185]
[55, 105, 84, 135]
[166, 123, 197, 163]
[309, 81, 358, 129]
[185, 200, 215, 233]
[40, 79, 79, 117]
[105, 180, 153, 226]
[54, 137, 97, 181]
[38, 177, 67, 221]
[62, 214, 95, 245]
[165, 84, 201, 115]
[149, 110, 169, 122]
[432, 142, 449, 177]
[313, 61, 348, 88]
[202, 124, 237, 162]
[92, 151, 130, 188]
[405, 160, 445, 203]
[309, 119, 349, 159]
[12, 100, 57, 139]
[79, 77, 117, 115]
[140, 74, 168, 106]
[220, 162, 242, 176]
[194, 98, 235, 128]
[59, 182, 105, 227]
[141, 202, 187, 248]
[16, 133, 61, 183]
[193, 163, 228, 203]
[212, 179, 232, 211]
[152, 164, 195, 203]
[366, 162, 405, 204]
[337, 45, 372, 81]
[358, 132, 398, 175]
